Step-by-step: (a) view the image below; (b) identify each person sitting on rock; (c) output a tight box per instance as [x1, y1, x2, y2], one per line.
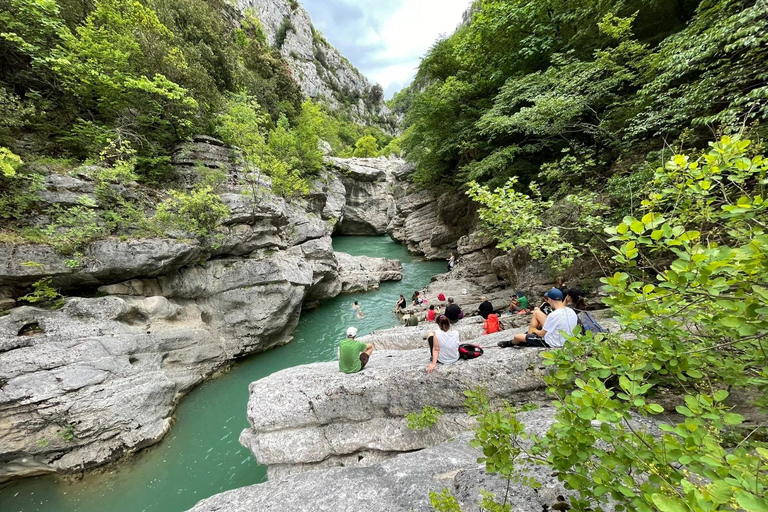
[483, 313, 502, 335]
[411, 290, 423, 305]
[425, 304, 437, 322]
[508, 291, 530, 315]
[394, 294, 407, 312]
[477, 296, 494, 319]
[403, 313, 419, 327]
[500, 288, 577, 348]
[426, 315, 460, 373]
[565, 288, 588, 312]
[339, 326, 373, 373]
[444, 297, 463, 323]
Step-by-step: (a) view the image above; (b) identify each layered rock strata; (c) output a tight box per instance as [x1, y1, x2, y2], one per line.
[0, 141, 408, 482]
[239, 342, 549, 479]
[190, 408, 574, 512]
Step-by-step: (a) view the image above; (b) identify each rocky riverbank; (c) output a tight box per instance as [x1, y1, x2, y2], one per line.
[190, 409, 574, 512]
[187, 305, 628, 512]
[0, 142, 410, 482]
[0, 137, 600, 484]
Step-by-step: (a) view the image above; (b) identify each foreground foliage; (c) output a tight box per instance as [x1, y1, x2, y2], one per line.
[436, 137, 768, 511]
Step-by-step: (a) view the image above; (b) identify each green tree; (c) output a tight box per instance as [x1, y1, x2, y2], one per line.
[353, 134, 379, 157]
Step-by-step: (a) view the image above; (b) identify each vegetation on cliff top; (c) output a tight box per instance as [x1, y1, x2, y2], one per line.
[0, 0, 394, 253]
[401, 0, 767, 197]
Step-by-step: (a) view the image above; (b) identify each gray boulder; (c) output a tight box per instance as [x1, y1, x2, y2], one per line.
[328, 157, 398, 235]
[0, 249, 314, 482]
[187, 408, 574, 512]
[334, 252, 402, 294]
[238, 345, 548, 478]
[0, 238, 204, 295]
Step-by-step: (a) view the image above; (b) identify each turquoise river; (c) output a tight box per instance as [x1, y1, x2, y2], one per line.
[0, 235, 446, 512]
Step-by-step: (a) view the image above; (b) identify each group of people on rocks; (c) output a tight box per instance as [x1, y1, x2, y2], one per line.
[339, 280, 588, 374]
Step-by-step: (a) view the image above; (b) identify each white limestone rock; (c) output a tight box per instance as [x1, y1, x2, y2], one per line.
[238, 345, 549, 477]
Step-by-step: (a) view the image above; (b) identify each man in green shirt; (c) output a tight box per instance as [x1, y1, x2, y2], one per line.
[339, 326, 374, 373]
[508, 291, 530, 314]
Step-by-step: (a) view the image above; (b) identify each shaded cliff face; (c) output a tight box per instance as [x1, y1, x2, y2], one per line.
[236, 0, 394, 131]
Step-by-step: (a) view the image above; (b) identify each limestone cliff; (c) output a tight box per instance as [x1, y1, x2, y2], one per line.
[235, 0, 395, 131]
[0, 140, 405, 482]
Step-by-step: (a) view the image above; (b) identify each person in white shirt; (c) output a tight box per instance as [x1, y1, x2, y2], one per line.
[502, 288, 577, 348]
[425, 315, 460, 372]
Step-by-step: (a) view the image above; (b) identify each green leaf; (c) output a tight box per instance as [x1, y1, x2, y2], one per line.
[651, 493, 688, 512]
[646, 403, 664, 414]
[734, 490, 768, 512]
[723, 412, 744, 425]
[713, 390, 729, 402]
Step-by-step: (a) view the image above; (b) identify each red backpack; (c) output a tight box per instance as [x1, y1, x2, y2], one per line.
[483, 314, 501, 335]
[459, 344, 483, 359]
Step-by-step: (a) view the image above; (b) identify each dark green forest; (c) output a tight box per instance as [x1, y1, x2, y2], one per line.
[396, 0, 767, 203]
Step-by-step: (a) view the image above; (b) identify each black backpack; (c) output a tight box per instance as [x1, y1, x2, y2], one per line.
[459, 344, 484, 359]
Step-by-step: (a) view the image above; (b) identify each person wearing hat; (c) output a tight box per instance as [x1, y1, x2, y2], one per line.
[507, 290, 530, 315]
[339, 326, 374, 373]
[501, 288, 577, 348]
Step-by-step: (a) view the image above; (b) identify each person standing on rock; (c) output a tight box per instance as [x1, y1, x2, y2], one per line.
[426, 315, 460, 373]
[339, 327, 373, 373]
[500, 288, 577, 348]
[447, 253, 455, 271]
[444, 297, 463, 323]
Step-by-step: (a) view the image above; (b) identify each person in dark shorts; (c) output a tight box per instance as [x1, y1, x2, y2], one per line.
[339, 327, 373, 373]
[444, 297, 463, 323]
[499, 288, 577, 348]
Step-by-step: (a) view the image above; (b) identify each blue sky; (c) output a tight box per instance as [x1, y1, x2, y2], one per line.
[299, 0, 471, 98]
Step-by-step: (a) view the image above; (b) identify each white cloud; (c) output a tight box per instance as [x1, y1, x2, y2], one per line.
[301, 0, 470, 98]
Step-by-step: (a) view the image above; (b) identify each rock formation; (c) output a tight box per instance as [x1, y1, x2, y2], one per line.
[0, 139, 405, 482]
[235, 0, 394, 130]
[189, 409, 576, 512]
[238, 329, 550, 479]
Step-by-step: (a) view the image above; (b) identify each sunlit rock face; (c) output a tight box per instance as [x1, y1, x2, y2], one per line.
[235, 0, 393, 130]
[238, 335, 550, 479]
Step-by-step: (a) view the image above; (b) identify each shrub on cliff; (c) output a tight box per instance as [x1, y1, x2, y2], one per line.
[441, 137, 768, 511]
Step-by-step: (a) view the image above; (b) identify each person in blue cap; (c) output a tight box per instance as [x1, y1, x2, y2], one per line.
[500, 288, 577, 348]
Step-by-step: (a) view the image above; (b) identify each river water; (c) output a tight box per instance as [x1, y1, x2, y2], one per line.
[0, 236, 445, 512]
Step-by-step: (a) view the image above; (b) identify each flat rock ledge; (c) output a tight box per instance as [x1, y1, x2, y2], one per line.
[239, 344, 549, 480]
[335, 252, 403, 294]
[189, 408, 573, 512]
